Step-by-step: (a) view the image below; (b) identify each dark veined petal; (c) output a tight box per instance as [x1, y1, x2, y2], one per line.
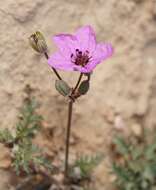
[48, 52, 75, 71]
[75, 25, 96, 53]
[93, 43, 114, 64]
[53, 34, 80, 58]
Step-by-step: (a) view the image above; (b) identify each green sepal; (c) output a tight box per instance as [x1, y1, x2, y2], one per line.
[78, 80, 90, 95]
[55, 80, 71, 97]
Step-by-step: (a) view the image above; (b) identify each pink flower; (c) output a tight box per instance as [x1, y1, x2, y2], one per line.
[48, 26, 113, 73]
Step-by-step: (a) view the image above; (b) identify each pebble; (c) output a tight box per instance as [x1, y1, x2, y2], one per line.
[131, 123, 142, 137]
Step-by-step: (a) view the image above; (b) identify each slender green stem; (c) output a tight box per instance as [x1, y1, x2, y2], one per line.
[44, 52, 62, 80]
[72, 73, 83, 94]
[64, 100, 73, 179]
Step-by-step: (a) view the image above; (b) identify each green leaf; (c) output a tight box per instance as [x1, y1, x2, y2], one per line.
[78, 80, 90, 95]
[73, 154, 103, 179]
[113, 136, 129, 155]
[12, 140, 52, 175]
[131, 146, 143, 160]
[126, 182, 135, 190]
[0, 128, 14, 144]
[143, 163, 156, 182]
[112, 163, 130, 182]
[145, 143, 156, 160]
[111, 132, 156, 190]
[0, 98, 52, 176]
[128, 161, 142, 173]
[55, 80, 71, 96]
[15, 99, 42, 141]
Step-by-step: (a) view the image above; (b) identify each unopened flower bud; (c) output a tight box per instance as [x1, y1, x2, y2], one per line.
[55, 80, 71, 97]
[29, 31, 47, 53]
[78, 80, 90, 95]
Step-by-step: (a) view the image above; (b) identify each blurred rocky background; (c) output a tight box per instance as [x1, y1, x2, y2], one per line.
[0, 0, 156, 189]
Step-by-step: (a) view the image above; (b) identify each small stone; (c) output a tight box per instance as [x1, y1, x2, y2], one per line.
[0, 145, 11, 169]
[102, 107, 115, 124]
[68, 153, 76, 165]
[70, 136, 77, 145]
[53, 173, 64, 183]
[12, 144, 19, 153]
[109, 174, 117, 182]
[114, 115, 125, 131]
[131, 123, 142, 137]
[49, 184, 59, 190]
[70, 185, 83, 190]
[72, 167, 81, 180]
[0, 158, 11, 169]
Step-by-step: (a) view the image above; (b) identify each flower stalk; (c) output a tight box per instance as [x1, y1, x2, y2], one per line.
[72, 73, 83, 94]
[44, 52, 62, 80]
[64, 100, 73, 178]
[64, 72, 84, 180]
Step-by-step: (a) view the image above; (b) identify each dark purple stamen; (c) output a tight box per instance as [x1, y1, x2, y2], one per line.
[71, 49, 92, 67]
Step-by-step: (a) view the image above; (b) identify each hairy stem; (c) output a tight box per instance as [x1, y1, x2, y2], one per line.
[65, 100, 73, 179]
[44, 52, 62, 80]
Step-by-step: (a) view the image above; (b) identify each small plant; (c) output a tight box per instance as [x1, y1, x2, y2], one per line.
[111, 133, 156, 190]
[15, 98, 42, 140]
[70, 154, 103, 181]
[0, 98, 51, 175]
[12, 140, 51, 175]
[0, 128, 14, 145]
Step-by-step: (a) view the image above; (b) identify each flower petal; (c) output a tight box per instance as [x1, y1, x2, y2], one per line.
[93, 43, 114, 63]
[48, 52, 74, 71]
[72, 60, 98, 73]
[53, 34, 79, 58]
[75, 25, 96, 53]
[80, 61, 97, 73]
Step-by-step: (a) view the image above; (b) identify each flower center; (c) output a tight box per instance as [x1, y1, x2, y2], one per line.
[71, 49, 91, 67]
